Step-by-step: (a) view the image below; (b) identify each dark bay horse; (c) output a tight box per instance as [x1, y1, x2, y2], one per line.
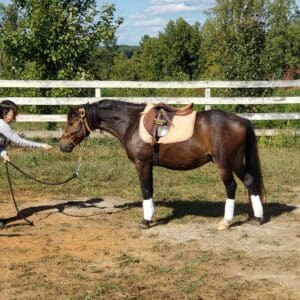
[60, 100, 265, 230]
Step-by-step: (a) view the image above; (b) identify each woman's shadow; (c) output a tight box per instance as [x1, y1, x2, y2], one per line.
[0, 197, 104, 234]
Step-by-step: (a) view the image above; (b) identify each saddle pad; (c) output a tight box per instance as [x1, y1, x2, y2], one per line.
[139, 104, 197, 144]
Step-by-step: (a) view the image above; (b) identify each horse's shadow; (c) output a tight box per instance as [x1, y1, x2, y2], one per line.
[0, 198, 296, 234]
[116, 199, 297, 226]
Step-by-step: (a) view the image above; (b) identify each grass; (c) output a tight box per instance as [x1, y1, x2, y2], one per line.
[0, 137, 299, 204]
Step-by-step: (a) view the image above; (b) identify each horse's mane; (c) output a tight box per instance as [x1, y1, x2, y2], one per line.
[84, 99, 145, 129]
[99, 99, 145, 110]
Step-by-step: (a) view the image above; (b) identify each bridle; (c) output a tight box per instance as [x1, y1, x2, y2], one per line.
[61, 107, 93, 178]
[64, 107, 92, 146]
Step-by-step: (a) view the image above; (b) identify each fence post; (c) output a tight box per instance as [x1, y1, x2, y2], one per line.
[204, 88, 211, 110]
[95, 88, 101, 98]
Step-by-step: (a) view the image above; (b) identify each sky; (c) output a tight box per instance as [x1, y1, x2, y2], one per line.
[108, 0, 216, 45]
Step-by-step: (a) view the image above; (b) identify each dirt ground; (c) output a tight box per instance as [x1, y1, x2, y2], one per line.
[0, 192, 299, 299]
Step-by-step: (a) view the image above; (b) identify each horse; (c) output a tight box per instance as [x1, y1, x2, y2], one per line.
[60, 100, 265, 230]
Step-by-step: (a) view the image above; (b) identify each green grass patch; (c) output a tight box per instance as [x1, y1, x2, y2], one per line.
[0, 137, 299, 206]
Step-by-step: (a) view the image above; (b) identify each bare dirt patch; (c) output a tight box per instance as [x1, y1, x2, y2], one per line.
[0, 194, 299, 299]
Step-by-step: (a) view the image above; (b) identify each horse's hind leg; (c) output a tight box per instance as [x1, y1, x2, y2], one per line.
[135, 160, 155, 229]
[233, 162, 264, 224]
[216, 165, 237, 230]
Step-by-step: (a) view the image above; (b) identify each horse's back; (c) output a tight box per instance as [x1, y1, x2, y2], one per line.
[197, 109, 248, 126]
[195, 109, 249, 157]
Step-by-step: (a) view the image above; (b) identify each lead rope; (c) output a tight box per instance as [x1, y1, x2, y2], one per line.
[5, 162, 33, 226]
[3, 144, 85, 227]
[3, 108, 90, 227]
[7, 160, 78, 185]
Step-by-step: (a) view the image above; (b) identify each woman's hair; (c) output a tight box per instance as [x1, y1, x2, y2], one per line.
[0, 100, 18, 119]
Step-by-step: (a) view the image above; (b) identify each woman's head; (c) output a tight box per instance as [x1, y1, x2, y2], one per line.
[0, 100, 18, 123]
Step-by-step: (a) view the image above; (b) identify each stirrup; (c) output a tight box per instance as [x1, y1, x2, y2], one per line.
[217, 219, 230, 231]
[139, 219, 151, 229]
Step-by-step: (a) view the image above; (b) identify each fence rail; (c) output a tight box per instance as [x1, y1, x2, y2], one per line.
[0, 79, 299, 88]
[0, 80, 299, 136]
[1, 96, 299, 106]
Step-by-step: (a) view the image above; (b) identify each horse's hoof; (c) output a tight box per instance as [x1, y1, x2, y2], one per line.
[0, 221, 5, 230]
[217, 219, 230, 231]
[139, 219, 151, 229]
[247, 216, 265, 226]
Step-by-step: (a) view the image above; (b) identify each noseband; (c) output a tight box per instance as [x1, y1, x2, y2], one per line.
[64, 107, 92, 145]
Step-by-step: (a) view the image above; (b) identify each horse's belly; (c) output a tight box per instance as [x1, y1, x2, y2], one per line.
[157, 144, 211, 170]
[158, 159, 210, 170]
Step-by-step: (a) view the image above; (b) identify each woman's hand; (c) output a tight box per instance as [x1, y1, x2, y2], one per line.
[2, 153, 10, 163]
[43, 144, 53, 151]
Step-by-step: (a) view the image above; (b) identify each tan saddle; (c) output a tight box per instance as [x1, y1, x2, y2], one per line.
[143, 102, 194, 145]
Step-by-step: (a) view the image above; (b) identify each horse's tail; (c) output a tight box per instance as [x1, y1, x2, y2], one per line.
[245, 121, 266, 203]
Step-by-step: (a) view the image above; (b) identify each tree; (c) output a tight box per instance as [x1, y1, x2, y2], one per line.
[0, 0, 123, 80]
[133, 35, 163, 80]
[201, 0, 299, 82]
[262, 0, 300, 79]
[111, 52, 140, 80]
[201, 0, 267, 82]
[0, 0, 123, 128]
[133, 18, 202, 81]
[158, 18, 202, 80]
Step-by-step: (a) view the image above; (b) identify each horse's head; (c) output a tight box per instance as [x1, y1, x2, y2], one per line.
[60, 106, 92, 152]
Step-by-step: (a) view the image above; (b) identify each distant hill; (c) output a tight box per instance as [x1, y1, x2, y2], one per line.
[117, 45, 139, 58]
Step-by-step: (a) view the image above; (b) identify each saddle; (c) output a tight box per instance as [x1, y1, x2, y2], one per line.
[143, 102, 194, 145]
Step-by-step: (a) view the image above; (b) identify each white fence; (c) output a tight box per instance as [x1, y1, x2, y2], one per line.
[0, 80, 299, 137]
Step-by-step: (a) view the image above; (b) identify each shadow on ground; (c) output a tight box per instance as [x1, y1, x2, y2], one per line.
[116, 199, 297, 226]
[1, 198, 104, 229]
[1, 198, 297, 230]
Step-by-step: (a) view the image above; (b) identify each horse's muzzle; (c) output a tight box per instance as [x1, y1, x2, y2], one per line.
[60, 143, 74, 153]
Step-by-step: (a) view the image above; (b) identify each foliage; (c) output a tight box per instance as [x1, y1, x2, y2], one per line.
[0, 0, 298, 84]
[117, 45, 139, 58]
[259, 132, 300, 147]
[201, 0, 267, 82]
[0, 0, 123, 81]
[0, 0, 123, 128]
[110, 52, 140, 80]
[0, 0, 299, 130]
[262, 0, 300, 79]
[131, 18, 202, 81]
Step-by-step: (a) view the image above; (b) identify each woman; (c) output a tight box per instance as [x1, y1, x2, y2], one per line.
[0, 100, 52, 163]
[0, 100, 53, 229]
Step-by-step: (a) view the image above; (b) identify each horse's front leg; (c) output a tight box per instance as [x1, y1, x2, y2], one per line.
[135, 160, 154, 229]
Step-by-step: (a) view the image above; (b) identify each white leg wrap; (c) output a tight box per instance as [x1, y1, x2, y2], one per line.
[251, 195, 263, 218]
[143, 198, 155, 221]
[224, 199, 235, 221]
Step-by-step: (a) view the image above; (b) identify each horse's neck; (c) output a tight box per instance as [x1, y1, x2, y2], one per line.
[97, 102, 144, 143]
